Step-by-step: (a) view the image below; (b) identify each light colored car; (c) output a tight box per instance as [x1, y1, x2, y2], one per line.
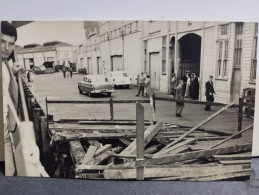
[106, 71, 132, 89]
[78, 75, 115, 97]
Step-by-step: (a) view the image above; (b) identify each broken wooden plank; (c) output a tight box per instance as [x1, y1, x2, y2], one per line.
[52, 132, 137, 142]
[88, 150, 115, 165]
[153, 169, 251, 181]
[166, 145, 190, 155]
[78, 120, 152, 125]
[213, 153, 251, 161]
[162, 103, 234, 150]
[120, 121, 162, 155]
[144, 144, 161, 154]
[81, 145, 97, 165]
[69, 141, 85, 166]
[210, 125, 253, 148]
[218, 160, 251, 165]
[145, 143, 252, 165]
[103, 164, 245, 180]
[94, 144, 112, 157]
[87, 140, 101, 149]
[154, 138, 197, 157]
[119, 138, 132, 147]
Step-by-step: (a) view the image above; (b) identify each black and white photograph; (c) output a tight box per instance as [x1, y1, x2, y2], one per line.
[1, 20, 257, 181]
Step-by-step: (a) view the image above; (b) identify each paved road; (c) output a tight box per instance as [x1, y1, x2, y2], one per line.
[27, 72, 254, 145]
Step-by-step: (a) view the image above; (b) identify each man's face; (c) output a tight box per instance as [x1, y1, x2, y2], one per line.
[1, 33, 16, 59]
[209, 77, 213, 81]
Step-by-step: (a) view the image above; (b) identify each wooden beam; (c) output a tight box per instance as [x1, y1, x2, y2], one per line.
[81, 145, 97, 165]
[94, 144, 112, 157]
[69, 141, 85, 166]
[154, 169, 251, 181]
[46, 100, 150, 104]
[136, 103, 145, 180]
[162, 103, 234, 149]
[154, 138, 197, 157]
[210, 124, 253, 148]
[88, 150, 115, 165]
[77, 120, 152, 125]
[103, 164, 245, 180]
[145, 143, 252, 165]
[213, 153, 251, 161]
[155, 96, 226, 107]
[120, 121, 162, 155]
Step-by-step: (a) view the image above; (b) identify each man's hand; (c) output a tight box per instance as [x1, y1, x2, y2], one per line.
[12, 63, 23, 74]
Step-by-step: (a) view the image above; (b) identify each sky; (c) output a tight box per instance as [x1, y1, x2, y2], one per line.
[16, 21, 85, 46]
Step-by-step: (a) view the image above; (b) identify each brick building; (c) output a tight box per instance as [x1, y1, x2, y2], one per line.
[80, 21, 257, 104]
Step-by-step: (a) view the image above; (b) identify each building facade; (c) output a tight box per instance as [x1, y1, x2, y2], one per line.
[80, 21, 258, 104]
[17, 41, 79, 71]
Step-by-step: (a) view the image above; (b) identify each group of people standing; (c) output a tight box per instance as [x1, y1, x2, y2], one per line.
[135, 72, 151, 97]
[171, 71, 216, 117]
[62, 66, 73, 78]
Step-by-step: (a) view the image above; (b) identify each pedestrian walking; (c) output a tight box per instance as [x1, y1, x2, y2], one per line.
[205, 75, 216, 111]
[27, 71, 31, 82]
[69, 68, 73, 78]
[135, 72, 146, 96]
[175, 80, 185, 117]
[144, 75, 151, 97]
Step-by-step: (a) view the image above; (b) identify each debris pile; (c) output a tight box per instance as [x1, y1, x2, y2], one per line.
[49, 120, 252, 181]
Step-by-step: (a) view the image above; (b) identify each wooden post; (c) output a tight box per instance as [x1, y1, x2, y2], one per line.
[238, 97, 243, 133]
[150, 92, 156, 124]
[136, 102, 144, 180]
[39, 116, 49, 160]
[33, 108, 42, 147]
[45, 97, 49, 129]
[110, 97, 114, 121]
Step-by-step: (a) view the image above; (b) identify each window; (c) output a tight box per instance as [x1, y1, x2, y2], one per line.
[221, 25, 228, 35]
[251, 23, 258, 81]
[161, 37, 166, 74]
[217, 40, 228, 78]
[236, 23, 244, 35]
[234, 39, 242, 66]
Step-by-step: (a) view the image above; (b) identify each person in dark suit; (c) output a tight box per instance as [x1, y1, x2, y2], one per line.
[192, 72, 199, 100]
[205, 75, 216, 111]
[175, 80, 185, 117]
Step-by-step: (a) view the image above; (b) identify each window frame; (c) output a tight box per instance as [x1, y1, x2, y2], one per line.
[250, 23, 258, 82]
[216, 40, 229, 79]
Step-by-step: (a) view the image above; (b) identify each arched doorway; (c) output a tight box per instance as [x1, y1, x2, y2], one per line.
[178, 33, 201, 78]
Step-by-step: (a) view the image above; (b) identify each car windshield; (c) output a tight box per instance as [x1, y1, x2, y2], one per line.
[112, 72, 128, 77]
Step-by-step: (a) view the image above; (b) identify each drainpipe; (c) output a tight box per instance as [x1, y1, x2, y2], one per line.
[199, 22, 205, 101]
[166, 21, 171, 94]
[175, 22, 179, 79]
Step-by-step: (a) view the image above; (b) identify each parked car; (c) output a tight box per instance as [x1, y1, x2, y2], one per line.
[78, 75, 115, 97]
[106, 71, 132, 89]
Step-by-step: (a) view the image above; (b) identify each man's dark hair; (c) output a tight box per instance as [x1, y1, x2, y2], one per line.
[1, 21, 17, 41]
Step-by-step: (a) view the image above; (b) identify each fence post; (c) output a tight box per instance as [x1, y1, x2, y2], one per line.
[238, 97, 243, 136]
[150, 92, 156, 124]
[136, 102, 144, 180]
[110, 97, 114, 121]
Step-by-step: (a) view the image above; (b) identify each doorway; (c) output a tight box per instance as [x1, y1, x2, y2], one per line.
[149, 52, 160, 90]
[178, 33, 201, 78]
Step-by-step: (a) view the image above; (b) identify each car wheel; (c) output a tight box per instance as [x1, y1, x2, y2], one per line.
[107, 92, 111, 97]
[79, 88, 83, 94]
